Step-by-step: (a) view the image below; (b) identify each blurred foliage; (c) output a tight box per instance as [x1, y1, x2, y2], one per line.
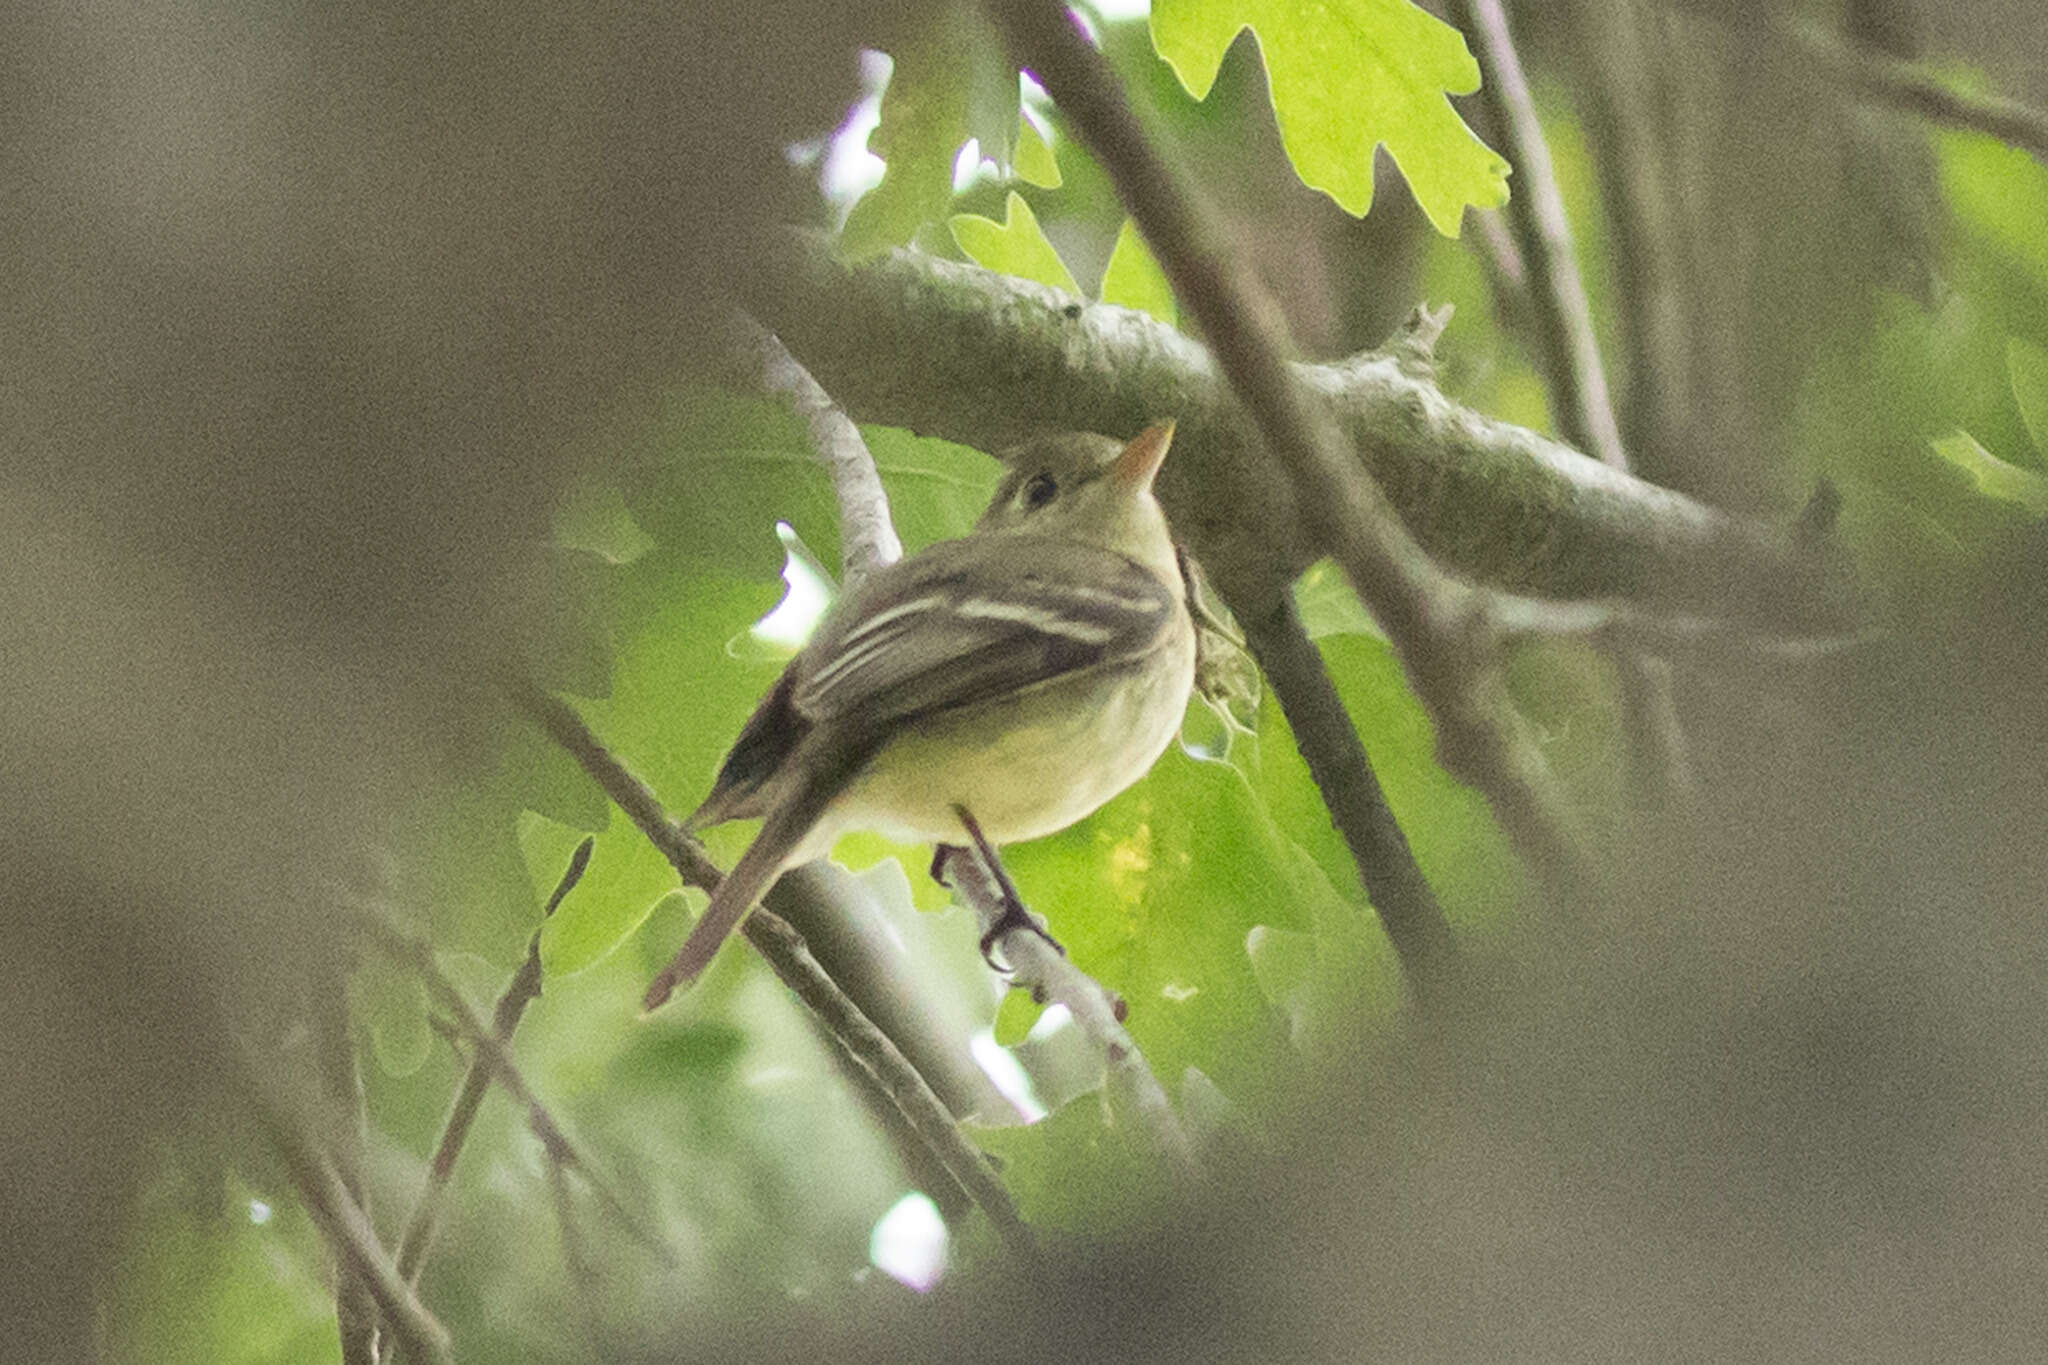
[106, 2, 2048, 1360]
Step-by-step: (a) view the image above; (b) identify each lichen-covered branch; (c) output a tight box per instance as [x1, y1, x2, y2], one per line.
[935, 842, 1198, 1180]
[742, 233, 1844, 638]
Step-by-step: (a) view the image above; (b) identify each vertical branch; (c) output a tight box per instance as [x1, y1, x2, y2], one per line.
[1450, 0, 1697, 813]
[1449, 0, 1627, 473]
[1235, 593, 1459, 1003]
[313, 972, 378, 1365]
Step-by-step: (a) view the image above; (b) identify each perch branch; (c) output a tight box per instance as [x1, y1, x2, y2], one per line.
[506, 681, 1034, 1256]
[394, 837, 592, 1288]
[935, 834, 1199, 1180]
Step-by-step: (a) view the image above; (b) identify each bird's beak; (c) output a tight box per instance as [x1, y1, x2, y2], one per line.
[1114, 420, 1176, 491]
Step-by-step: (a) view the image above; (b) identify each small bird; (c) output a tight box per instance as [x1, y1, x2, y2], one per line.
[643, 421, 1196, 1009]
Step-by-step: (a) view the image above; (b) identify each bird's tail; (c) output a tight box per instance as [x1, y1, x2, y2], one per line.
[642, 733, 875, 1011]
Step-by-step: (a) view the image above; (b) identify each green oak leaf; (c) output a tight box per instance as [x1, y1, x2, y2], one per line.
[970, 1096, 1166, 1230]
[841, 9, 1017, 260]
[1014, 112, 1062, 188]
[1099, 219, 1177, 324]
[1150, 0, 1508, 235]
[950, 190, 1082, 295]
[1931, 431, 2048, 516]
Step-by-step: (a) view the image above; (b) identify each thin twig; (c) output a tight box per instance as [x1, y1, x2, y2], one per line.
[394, 838, 593, 1288]
[1237, 594, 1459, 1004]
[935, 834, 1199, 1181]
[1447, 0, 1696, 814]
[353, 902, 675, 1268]
[990, 0, 1604, 913]
[248, 1071, 453, 1365]
[1450, 0, 1627, 473]
[734, 312, 904, 581]
[313, 968, 379, 1365]
[1783, 18, 2048, 166]
[504, 681, 1035, 1257]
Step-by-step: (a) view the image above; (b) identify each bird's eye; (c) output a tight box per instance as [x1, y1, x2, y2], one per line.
[1021, 472, 1058, 510]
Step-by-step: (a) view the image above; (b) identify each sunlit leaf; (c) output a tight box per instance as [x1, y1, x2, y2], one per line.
[1931, 430, 2048, 516]
[950, 190, 1083, 296]
[1150, 0, 1508, 234]
[1014, 110, 1062, 188]
[841, 11, 1018, 259]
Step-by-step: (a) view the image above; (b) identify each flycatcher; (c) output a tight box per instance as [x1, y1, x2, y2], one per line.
[644, 421, 1195, 1009]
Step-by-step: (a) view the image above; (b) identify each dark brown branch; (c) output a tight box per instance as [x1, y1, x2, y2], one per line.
[1238, 595, 1459, 1003]
[505, 680, 1034, 1257]
[394, 837, 592, 1288]
[989, 0, 1604, 913]
[1785, 19, 2048, 166]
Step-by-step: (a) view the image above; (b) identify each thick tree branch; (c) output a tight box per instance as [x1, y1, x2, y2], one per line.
[506, 681, 1034, 1256]
[742, 234, 1845, 638]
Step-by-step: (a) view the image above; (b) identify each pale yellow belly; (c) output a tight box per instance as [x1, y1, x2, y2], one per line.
[815, 634, 1194, 852]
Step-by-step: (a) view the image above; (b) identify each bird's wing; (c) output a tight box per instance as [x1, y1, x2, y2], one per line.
[791, 535, 1181, 726]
